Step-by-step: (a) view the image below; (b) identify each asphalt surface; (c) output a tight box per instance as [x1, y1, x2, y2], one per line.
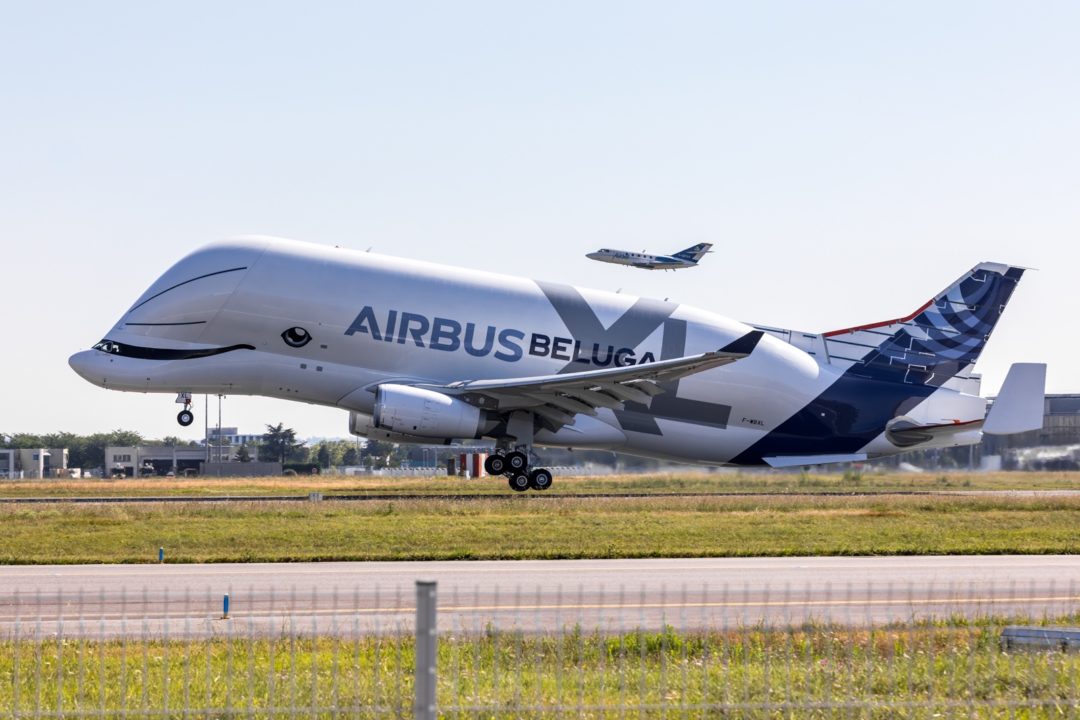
[2, 556, 1078, 638]
[4, 489, 1080, 503]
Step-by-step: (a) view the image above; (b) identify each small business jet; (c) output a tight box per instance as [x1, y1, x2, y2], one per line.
[586, 243, 713, 270]
[70, 236, 1044, 491]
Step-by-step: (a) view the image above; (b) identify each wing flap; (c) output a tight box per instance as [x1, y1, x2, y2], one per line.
[570, 387, 625, 410]
[594, 381, 654, 405]
[531, 404, 577, 426]
[525, 392, 599, 416]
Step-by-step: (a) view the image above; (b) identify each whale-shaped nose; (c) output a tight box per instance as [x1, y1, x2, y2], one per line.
[68, 349, 102, 384]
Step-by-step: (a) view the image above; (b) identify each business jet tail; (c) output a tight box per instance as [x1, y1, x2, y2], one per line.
[671, 243, 713, 263]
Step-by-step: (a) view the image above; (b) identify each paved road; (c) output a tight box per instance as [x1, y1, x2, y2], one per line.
[1, 556, 1078, 638]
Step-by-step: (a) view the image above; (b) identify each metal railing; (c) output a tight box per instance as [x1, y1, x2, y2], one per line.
[2, 580, 1079, 717]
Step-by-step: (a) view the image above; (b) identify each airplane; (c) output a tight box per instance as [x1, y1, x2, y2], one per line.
[586, 243, 713, 270]
[69, 236, 1045, 492]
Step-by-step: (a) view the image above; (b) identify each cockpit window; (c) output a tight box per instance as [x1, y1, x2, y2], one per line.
[93, 340, 122, 354]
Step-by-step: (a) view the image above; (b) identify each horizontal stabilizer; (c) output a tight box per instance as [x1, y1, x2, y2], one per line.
[764, 453, 868, 469]
[885, 417, 982, 448]
[983, 363, 1047, 435]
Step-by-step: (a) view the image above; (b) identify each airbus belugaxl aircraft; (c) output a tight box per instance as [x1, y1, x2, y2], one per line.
[70, 236, 1044, 491]
[586, 242, 712, 270]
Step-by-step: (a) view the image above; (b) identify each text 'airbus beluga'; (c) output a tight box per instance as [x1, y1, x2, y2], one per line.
[69, 236, 1045, 491]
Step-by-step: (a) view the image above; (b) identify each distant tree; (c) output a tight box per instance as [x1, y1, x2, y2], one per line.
[7, 433, 45, 449]
[361, 439, 407, 468]
[342, 447, 359, 466]
[235, 445, 252, 463]
[361, 439, 387, 469]
[316, 443, 332, 469]
[316, 439, 353, 467]
[262, 423, 303, 464]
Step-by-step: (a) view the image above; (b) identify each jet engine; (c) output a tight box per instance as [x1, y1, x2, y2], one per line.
[348, 411, 446, 444]
[361, 384, 486, 440]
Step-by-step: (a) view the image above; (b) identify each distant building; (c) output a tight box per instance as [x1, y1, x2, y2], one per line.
[980, 394, 1080, 470]
[106, 446, 206, 477]
[0, 448, 69, 479]
[983, 395, 1080, 452]
[204, 427, 263, 463]
[0, 449, 15, 479]
[104, 444, 281, 477]
[206, 427, 264, 447]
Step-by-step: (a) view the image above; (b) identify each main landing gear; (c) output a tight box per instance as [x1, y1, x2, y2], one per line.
[484, 449, 554, 492]
[176, 393, 194, 427]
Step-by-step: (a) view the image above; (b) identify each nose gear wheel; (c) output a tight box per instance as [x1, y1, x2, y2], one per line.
[175, 393, 195, 427]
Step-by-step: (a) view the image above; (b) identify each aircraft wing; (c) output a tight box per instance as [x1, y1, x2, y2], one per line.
[423, 330, 763, 429]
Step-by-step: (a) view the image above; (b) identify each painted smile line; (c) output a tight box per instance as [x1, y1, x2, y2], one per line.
[91, 340, 255, 361]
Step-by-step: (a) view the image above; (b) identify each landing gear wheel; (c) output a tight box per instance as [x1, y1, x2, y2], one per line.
[485, 454, 507, 476]
[508, 473, 530, 492]
[505, 451, 529, 473]
[528, 468, 553, 491]
[177, 409, 194, 427]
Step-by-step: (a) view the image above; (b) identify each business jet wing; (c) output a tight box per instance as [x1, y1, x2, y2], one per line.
[424, 330, 763, 428]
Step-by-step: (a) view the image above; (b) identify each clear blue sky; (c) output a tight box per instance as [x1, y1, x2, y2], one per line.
[2, 2, 1077, 442]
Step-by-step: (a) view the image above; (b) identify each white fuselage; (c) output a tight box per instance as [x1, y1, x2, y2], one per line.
[69, 237, 987, 465]
[585, 249, 696, 270]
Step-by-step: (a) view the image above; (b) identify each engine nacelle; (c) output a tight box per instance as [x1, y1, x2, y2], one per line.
[372, 384, 484, 440]
[348, 411, 446, 443]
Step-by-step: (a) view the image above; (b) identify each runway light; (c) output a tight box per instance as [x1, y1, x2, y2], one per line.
[223, 593, 230, 619]
[158, 547, 164, 563]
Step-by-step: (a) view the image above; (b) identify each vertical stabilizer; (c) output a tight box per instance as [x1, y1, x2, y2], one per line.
[671, 243, 713, 263]
[823, 262, 1026, 387]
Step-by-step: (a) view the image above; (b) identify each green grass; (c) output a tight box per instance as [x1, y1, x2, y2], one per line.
[3, 494, 1080, 564]
[4, 619, 1080, 717]
[1, 470, 1079, 499]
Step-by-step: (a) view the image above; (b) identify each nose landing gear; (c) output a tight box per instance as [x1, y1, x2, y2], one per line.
[176, 393, 194, 427]
[486, 447, 554, 492]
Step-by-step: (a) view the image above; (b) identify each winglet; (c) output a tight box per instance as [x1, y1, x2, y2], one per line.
[719, 330, 764, 356]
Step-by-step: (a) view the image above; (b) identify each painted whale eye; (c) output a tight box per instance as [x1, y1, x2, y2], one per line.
[281, 327, 312, 348]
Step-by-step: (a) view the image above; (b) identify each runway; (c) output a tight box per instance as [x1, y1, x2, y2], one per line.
[2, 556, 1078, 638]
[4, 489, 1080, 504]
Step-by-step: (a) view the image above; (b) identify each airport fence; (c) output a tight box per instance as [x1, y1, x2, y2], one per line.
[2, 580, 1080, 718]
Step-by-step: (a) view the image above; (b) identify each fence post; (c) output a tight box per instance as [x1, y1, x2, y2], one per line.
[415, 580, 438, 720]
